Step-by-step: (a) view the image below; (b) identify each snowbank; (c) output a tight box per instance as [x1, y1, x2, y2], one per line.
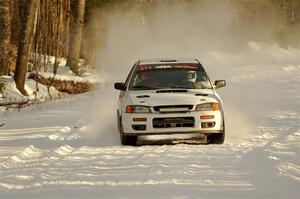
[0, 76, 63, 108]
[0, 69, 103, 108]
[36, 71, 102, 84]
[1, 54, 104, 109]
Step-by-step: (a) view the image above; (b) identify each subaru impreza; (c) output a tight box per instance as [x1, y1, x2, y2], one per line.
[114, 58, 226, 145]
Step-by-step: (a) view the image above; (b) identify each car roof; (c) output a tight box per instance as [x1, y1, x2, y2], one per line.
[138, 58, 199, 65]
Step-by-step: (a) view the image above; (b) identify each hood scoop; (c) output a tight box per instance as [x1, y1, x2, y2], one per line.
[136, 95, 150, 98]
[195, 93, 208, 96]
[156, 89, 188, 93]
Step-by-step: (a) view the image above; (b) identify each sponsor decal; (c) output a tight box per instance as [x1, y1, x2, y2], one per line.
[154, 65, 172, 69]
[174, 65, 199, 70]
[138, 65, 199, 71]
[138, 66, 154, 71]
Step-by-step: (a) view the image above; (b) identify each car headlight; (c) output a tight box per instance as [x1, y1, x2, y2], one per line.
[195, 103, 220, 111]
[126, 105, 152, 113]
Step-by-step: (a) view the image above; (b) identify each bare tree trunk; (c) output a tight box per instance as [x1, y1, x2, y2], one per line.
[47, 0, 62, 100]
[0, 0, 11, 75]
[66, 0, 85, 75]
[61, 0, 71, 58]
[14, 0, 38, 96]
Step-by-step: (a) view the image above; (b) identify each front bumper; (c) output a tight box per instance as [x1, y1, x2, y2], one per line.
[123, 130, 222, 136]
[122, 111, 224, 135]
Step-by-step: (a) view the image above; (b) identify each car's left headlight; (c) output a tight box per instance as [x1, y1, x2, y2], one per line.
[195, 103, 220, 111]
[126, 105, 152, 113]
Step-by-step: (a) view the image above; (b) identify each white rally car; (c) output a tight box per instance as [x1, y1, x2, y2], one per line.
[114, 58, 226, 145]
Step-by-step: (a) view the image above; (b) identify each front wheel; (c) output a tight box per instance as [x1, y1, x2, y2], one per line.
[121, 134, 137, 146]
[210, 121, 225, 144]
[117, 110, 137, 146]
[209, 133, 225, 144]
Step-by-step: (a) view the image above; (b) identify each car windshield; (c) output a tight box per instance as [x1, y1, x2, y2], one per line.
[129, 64, 212, 90]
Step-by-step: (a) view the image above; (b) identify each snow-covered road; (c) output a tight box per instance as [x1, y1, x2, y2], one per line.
[0, 94, 299, 199]
[1, 43, 300, 199]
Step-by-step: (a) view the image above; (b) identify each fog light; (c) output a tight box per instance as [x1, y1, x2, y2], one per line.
[200, 115, 214, 120]
[133, 118, 147, 122]
[201, 122, 216, 128]
[132, 125, 146, 131]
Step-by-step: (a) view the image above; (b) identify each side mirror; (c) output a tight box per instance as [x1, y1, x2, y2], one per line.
[114, 82, 126, 91]
[214, 80, 226, 89]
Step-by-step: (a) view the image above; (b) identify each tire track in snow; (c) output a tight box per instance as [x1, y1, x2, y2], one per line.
[264, 111, 300, 183]
[0, 125, 279, 193]
[0, 144, 252, 191]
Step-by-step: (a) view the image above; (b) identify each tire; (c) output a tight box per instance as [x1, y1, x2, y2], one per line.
[210, 121, 225, 144]
[117, 110, 122, 133]
[210, 133, 225, 144]
[121, 134, 137, 146]
[117, 110, 137, 146]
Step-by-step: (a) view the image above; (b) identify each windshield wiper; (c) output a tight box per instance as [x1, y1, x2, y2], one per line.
[169, 86, 212, 89]
[169, 86, 193, 89]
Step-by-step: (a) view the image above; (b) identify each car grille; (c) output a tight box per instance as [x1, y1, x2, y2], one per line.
[153, 117, 194, 128]
[153, 105, 193, 113]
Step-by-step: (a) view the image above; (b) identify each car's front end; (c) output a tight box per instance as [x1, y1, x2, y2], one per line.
[121, 90, 224, 135]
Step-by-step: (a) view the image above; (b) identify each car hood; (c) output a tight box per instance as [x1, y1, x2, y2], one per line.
[128, 89, 219, 106]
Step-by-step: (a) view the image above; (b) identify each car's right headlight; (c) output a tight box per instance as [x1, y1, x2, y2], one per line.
[126, 105, 152, 113]
[195, 103, 220, 111]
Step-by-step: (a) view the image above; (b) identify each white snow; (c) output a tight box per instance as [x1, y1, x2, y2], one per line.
[0, 63, 104, 107]
[0, 76, 62, 106]
[248, 41, 300, 62]
[38, 71, 102, 84]
[0, 42, 299, 199]
[29, 53, 103, 84]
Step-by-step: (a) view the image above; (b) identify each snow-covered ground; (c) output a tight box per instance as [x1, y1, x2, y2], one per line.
[0, 60, 102, 107]
[0, 75, 64, 108]
[0, 42, 299, 199]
